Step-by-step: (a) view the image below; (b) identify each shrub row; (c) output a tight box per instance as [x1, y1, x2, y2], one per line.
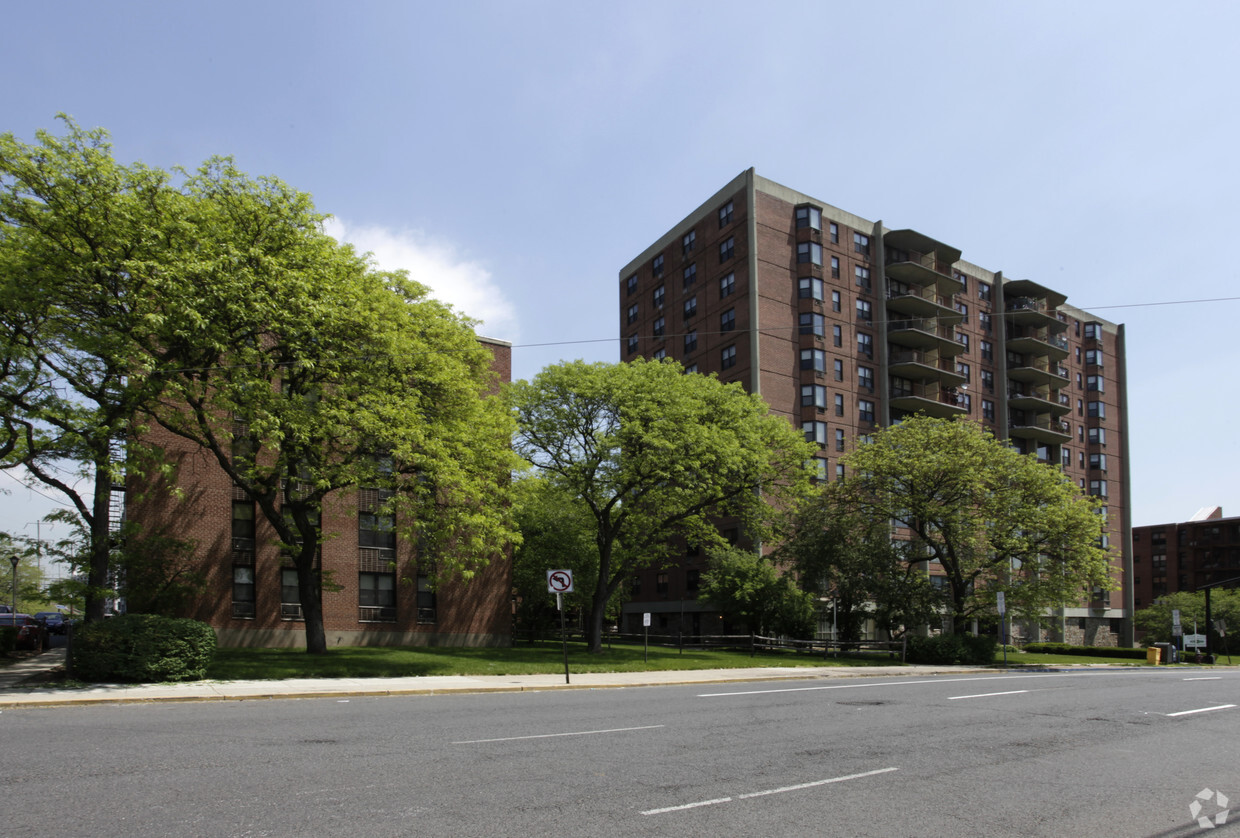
[906, 634, 997, 665]
[1021, 642, 1147, 660]
[72, 614, 217, 682]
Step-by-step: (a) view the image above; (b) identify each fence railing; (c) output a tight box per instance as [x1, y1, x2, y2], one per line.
[514, 629, 907, 662]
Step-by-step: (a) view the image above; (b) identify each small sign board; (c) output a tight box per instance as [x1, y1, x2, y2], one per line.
[643, 612, 651, 627]
[547, 569, 574, 593]
[996, 592, 1006, 616]
[1184, 633, 1207, 649]
[1172, 609, 1182, 628]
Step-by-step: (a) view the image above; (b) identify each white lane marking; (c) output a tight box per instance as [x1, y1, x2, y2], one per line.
[948, 690, 1029, 700]
[699, 673, 1078, 698]
[1183, 677, 1222, 681]
[1166, 704, 1236, 717]
[453, 724, 664, 744]
[641, 767, 899, 815]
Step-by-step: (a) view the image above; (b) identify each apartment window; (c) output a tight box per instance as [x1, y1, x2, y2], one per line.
[719, 236, 735, 262]
[232, 500, 256, 549]
[960, 393, 971, 410]
[653, 284, 665, 308]
[830, 256, 840, 278]
[800, 348, 826, 371]
[720, 308, 735, 332]
[1062, 447, 1071, 468]
[1090, 453, 1108, 471]
[956, 333, 969, 352]
[626, 274, 637, 296]
[829, 222, 839, 243]
[833, 359, 844, 380]
[417, 568, 436, 623]
[832, 324, 842, 347]
[652, 254, 664, 278]
[979, 311, 991, 333]
[803, 420, 828, 445]
[859, 399, 876, 423]
[956, 362, 971, 382]
[627, 303, 638, 325]
[719, 272, 735, 297]
[857, 365, 874, 390]
[956, 302, 969, 324]
[360, 511, 396, 551]
[831, 290, 841, 312]
[626, 334, 638, 355]
[682, 230, 696, 255]
[835, 428, 846, 452]
[1085, 349, 1103, 366]
[1084, 321, 1101, 340]
[1087, 375, 1104, 392]
[981, 369, 994, 392]
[799, 312, 825, 336]
[682, 263, 696, 288]
[281, 569, 302, 619]
[683, 295, 697, 319]
[1078, 451, 1084, 468]
[719, 200, 734, 227]
[811, 457, 828, 481]
[1088, 400, 1106, 418]
[834, 394, 844, 416]
[857, 332, 873, 357]
[1088, 427, 1107, 446]
[795, 205, 822, 230]
[836, 463, 845, 480]
[856, 299, 872, 321]
[853, 232, 870, 255]
[684, 330, 697, 353]
[978, 281, 991, 302]
[652, 316, 665, 338]
[232, 566, 255, 617]
[359, 572, 395, 612]
[799, 277, 824, 300]
[855, 266, 871, 290]
[981, 340, 993, 361]
[653, 348, 666, 360]
[721, 344, 737, 369]
[796, 241, 822, 265]
[686, 569, 701, 593]
[801, 384, 826, 407]
[684, 363, 698, 374]
[955, 272, 969, 293]
[1089, 480, 1108, 498]
[982, 399, 995, 421]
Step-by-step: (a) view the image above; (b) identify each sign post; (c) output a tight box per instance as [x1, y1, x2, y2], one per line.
[996, 592, 1007, 667]
[643, 612, 651, 663]
[547, 570, 574, 684]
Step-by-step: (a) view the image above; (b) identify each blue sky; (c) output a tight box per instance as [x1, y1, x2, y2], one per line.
[3, 0, 1239, 547]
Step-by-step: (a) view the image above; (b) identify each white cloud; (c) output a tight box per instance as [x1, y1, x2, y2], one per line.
[322, 218, 519, 342]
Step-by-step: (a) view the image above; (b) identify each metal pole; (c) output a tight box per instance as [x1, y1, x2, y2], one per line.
[558, 592, 569, 685]
[9, 555, 19, 616]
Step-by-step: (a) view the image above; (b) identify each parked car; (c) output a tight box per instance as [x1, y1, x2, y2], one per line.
[33, 612, 68, 635]
[0, 613, 50, 651]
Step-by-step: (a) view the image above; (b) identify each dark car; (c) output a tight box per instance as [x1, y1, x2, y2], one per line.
[0, 613, 50, 651]
[33, 611, 68, 635]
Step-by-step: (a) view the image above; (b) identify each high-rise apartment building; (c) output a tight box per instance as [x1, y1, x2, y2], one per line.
[618, 169, 1132, 645]
[1132, 507, 1240, 610]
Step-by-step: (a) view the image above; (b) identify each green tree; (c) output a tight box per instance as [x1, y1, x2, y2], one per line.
[1135, 590, 1240, 655]
[0, 531, 51, 613]
[837, 415, 1112, 633]
[511, 358, 815, 652]
[699, 545, 816, 638]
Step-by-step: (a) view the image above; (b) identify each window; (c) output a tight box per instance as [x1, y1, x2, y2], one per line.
[653, 316, 665, 338]
[800, 348, 826, 371]
[803, 420, 828, 444]
[626, 274, 637, 296]
[855, 265, 871, 290]
[830, 256, 840, 278]
[980, 340, 993, 361]
[1088, 427, 1107, 446]
[281, 569, 301, 620]
[1062, 447, 1071, 468]
[682, 230, 696, 255]
[853, 232, 870, 255]
[627, 334, 638, 355]
[359, 572, 396, 613]
[653, 284, 665, 308]
[1087, 375, 1104, 392]
[956, 302, 969, 324]
[810, 457, 828, 481]
[684, 363, 698, 374]
[719, 272, 735, 297]
[652, 254, 664, 278]
[829, 222, 839, 243]
[799, 277, 824, 300]
[836, 463, 845, 480]
[857, 365, 874, 390]
[360, 511, 396, 550]
[832, 325, 842, 347]
[686, 569, 700, 593]
[979, 311, 991, 333]
[795, 205, 822, 230]
[833, 359, 843, 380]
[1090, 453, 1108, 471]
[417, 568, 436, 623]
[955, 272, 969, 293]
[232, 566, 255, 618]
[835, 428, 846, 452]
[859, 399, 876, 423]
[1089, 480, 1108, 498]
[831, 290, 841, 312]
[653, 347, 666, 360]
[627, 303, 638, 325]
[982, 399, 995, 421]
[978, 281, 991, 302]
[1084, 321, 1101, 340]
[834, 394, 844, 416]
[684, 330, 698, 353]
[719, 200, 734, 227]
[720, 308, 735, 331]
[956, 362, 971, 382]
[856, 299, 872, 321]
[796, 241, 822, 265]
[719, 236, 735, 262]
[801, 384, 826, 407]
[683, 295, 697, 318]
[981, 369, 994, 392]
[721, 344, 736, 369]
[682, 263, 696, 288]
[857, 332, 873, 357]
[956, 333, 969, 352]
[232, 500, 256, 550]
[1088, 400, 1106, 418]
[1085, 349, 1103, 366]
[799, 312, 825, 336]
[960, 393, 971, 410]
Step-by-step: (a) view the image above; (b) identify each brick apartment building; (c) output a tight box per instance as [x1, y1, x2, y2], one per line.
[126, 337, 514, 648]
[1133, 507, 1240, 609]
[618, 169, 1133, 645]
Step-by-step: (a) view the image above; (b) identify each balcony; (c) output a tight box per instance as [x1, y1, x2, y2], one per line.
[1005, 329, 1070, 362]
[889, 381, 968, 419]
[1007, 384, 1071, 415]
[1004, 296, 1068, 331]
[1008, 415, 1072, 445]
[885, 284, 963, 324]
[884, 230, 963, 296]
[1006, 359, 1071, 388]
[888, 349, 966, 386]
[888, 318, 965, 356]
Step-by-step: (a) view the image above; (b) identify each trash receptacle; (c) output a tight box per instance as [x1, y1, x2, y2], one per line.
[1154, 642, 1173, 664]
[1146, 646, 1161, 665]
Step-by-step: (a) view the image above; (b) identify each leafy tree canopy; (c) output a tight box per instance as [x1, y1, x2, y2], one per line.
[700, 545, 816, 639]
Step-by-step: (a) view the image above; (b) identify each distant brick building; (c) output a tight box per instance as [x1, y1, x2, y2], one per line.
[618, 169, 1132, 645]
[126, 337, 513, 648]
[1133, 507, 1240, 610]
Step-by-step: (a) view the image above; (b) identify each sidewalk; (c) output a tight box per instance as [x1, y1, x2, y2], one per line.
[0, 646, 1001, 708]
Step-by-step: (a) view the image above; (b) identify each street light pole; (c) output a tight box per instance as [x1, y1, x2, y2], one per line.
[9, 554, 19, 616]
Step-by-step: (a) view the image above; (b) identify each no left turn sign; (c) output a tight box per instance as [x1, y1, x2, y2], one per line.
[547, 569, 574, 593]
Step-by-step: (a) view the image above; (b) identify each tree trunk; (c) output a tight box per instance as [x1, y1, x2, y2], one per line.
[295, 545, 328, 654]
[587, 583, 608, 653]
[84, 459, 114, 623]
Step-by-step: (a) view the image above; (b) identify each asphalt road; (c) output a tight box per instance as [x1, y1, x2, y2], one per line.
[3, 669, 1237, 837]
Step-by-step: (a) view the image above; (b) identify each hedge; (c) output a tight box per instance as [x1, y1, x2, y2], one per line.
[72, 614, 217, 682]
[1021, 642, 1147, 660]
[906, 633, 997, 665]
